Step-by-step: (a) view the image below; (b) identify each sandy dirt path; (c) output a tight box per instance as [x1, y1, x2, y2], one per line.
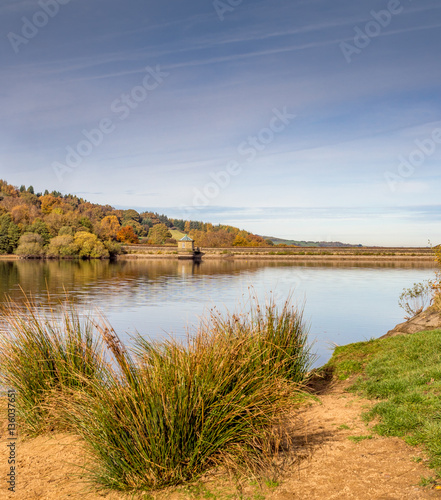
[268, 379, 441, 500]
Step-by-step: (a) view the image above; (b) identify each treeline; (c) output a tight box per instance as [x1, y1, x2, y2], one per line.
[0, 180, 270, 257]
[187, 225, 270, 248]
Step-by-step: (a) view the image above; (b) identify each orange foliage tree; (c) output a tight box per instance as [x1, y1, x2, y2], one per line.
[117, 226, 139, 244]
[11, 205, 30, 225]
[40, 194, 59, 214]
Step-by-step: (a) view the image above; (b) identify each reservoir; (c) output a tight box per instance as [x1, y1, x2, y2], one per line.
[0, 258, 435, 367]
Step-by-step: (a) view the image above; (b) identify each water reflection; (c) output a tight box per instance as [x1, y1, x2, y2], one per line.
[0, 258, 436, 367]
[1, 259, 435, 302]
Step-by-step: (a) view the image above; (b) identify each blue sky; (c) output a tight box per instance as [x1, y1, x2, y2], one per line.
[1, 0, 441, 245]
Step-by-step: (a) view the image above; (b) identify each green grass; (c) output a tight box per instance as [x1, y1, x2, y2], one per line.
[322, 338, 383, 380]
[326, 330, 441, 476]
[180, 483, 218, 499]
[170, 229, 187, 241]
[263, 479, 279, 489]
[419, 476, 437, 488]
[347, 435, 373, 443]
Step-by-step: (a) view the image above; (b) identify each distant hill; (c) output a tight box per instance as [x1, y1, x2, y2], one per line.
[0, 179, 272, 257]
[262, 236, 363, 248]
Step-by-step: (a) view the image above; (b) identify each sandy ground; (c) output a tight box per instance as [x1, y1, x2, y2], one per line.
[267, 379, 441, 500]
[1, 380, 440, 499]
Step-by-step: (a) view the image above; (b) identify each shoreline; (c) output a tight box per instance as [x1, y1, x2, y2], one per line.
[121, 244, 436, 262]
[119, 253, 436, 262]
[1, 253, 435, 264]
[2, 245, 436, 264]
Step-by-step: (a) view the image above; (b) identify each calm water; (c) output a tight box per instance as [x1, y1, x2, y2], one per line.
[0, 259, 436, 367]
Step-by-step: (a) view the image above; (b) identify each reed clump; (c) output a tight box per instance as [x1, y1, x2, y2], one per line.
[0, 294, 313, 493]
[198, 294, 312, 383]
[0, 296, 108, 435]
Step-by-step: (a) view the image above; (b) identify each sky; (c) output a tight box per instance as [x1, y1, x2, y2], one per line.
[1, 0, 441, 246]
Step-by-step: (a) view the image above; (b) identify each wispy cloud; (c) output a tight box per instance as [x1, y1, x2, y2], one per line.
[1, 0, 440, 245]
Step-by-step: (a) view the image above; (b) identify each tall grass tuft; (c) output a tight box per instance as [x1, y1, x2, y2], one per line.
[197, 293, 313, 383]
[62, 294, 313, 492]
[0, 295, 108, 435]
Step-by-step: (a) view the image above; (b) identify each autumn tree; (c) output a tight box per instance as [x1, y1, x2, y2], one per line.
[45, 210, 66, 237]
[11, 205, 30, 225]
[0, 180, 18, 197]
[15, 233, 45, 257]
[19, 191, 39, 207]
[128, 220, 148, 237]
[79, 217, 93, 232]
[40, 194, 59, 214]
[47, 235, 77, 257]
[147, 223, 172, 245]
[140, 212, 161, 226]
[99, 215, 120, 240]
[25, 219, 51, 244]
[103, 240, 122, 258]
[58, 226, 74, 236]
[233, 234, 249, 246]
[117, 226, 139, 244]
[74, 231, 109, 258]
[121, 209, 141, 226]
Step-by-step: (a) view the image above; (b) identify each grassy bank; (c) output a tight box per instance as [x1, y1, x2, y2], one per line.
[0, 295, 313, 494]
[323, 329, 441, 481]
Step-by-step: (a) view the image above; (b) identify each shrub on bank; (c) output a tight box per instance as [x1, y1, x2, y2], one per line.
[14, 233, 45, 257]
[0, 295, 312, 492]
[12, 230, 120, 259]
[74, 231, 109, 258]
[46, 234, 78, 257]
